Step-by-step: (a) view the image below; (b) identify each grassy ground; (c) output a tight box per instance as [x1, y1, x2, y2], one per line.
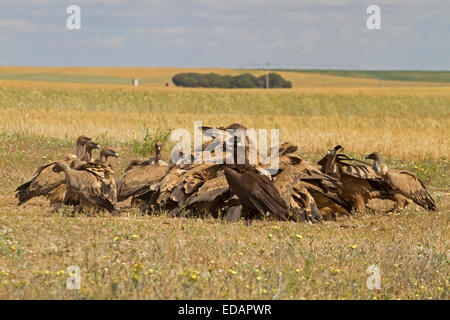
[1, 67, 449, 87]
[0, 70, 448, 299]
[279, 70, 450, 83]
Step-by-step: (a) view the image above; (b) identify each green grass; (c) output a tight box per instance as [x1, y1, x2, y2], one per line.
[1, 86, 449, 118]
[275, 70, 450, 83]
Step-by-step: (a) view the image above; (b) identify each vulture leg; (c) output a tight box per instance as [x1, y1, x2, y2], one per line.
[307, 203, 322, 223]
[387, 194, 409, 213]
[225, 205, 242, 222]
[353, 194, 367, 214]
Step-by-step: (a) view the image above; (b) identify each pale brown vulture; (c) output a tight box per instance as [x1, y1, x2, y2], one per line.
[15, 136, 98, 208]
[47, 139, 100, 209]
[117, 142, 170, 207]
[53, 146, 119, 214]
[64, 135, 92, 160]
[365, 152, 436, 211]
[269, 142, 351, 221]
[317, 145, 394, 213]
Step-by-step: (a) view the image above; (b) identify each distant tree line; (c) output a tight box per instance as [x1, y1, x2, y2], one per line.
[172, 72, 292, 88]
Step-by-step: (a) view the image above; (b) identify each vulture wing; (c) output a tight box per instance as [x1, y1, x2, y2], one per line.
[15, 160, 77, 205]
[386, 169, 436, 211]
[72, 163, 118, 212]
[117, 164, 169, 202]
[247, 174, 289, 220]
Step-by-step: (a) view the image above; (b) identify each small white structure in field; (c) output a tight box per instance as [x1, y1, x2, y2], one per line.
[132, 78, 139, 86]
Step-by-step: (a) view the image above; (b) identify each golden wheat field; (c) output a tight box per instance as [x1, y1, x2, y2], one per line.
[0, 67, 448, 299]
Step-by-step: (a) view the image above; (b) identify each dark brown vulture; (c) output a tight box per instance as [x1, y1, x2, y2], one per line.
[224, 165, 289, 226]
[117, 142, 170, 207]
[365, 152, 436, 211]
[53, 146, 119, 214]
[317, 145, 394, 213]
[15, 136, 97, 208]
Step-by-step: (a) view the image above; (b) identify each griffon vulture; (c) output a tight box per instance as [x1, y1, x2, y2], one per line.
[365, 152, 436, 211]
[15, 136, 97, 207]
[268, 142, 352, 221]
[64, 135, 92, 160]
[117, 142, 170, 207]
[318, 145, 394, 213]
[53, 146, 119, 214]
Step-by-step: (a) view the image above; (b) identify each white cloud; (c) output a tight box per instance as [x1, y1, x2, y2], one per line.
[0, 19, 33, 32]
[151, 27, 194, 36]
[95, 36, 125, 48]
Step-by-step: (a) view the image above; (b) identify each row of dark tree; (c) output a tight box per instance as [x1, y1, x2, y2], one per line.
[172, 72, 292, 88]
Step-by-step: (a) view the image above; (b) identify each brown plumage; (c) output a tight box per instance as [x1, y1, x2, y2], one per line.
[224, 165, 289, 226]
[15, 136, 95, 207]
[318, 145, 393, 214]
[272, 163, 322, 222]
[269, 142, 351, 221]
[151, 127, 261, 218]
[53, 147, 119, 214]
[117, 142, 170, 205]
[64, 135, 92, 160]
[365, 152, 436, 211]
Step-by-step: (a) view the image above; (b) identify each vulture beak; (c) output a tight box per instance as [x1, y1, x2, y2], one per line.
[93, 143, 100, 150]
[365, 154, 373, 160]
[112, 151, 119, 158]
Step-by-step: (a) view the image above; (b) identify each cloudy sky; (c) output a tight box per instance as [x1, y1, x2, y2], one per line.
[0, 0, 448, 69]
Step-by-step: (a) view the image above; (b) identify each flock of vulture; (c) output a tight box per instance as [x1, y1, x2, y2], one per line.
[15, 123, 436, 225]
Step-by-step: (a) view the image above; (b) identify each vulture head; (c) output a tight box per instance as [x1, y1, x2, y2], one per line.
[331, 145, 343, 154]
[52, 161, 68, 174]
[82, 140, 100, 162]
[365, 152, 382, 162]
[75, 135, 92, 158]
[85, 140, 100, 152]
[365, 152, 384, 174]
[100, 147, 119, 162]
[154, 141, 163, 161]
[318, 144, 343, 174]
[77, 135, 92, 146]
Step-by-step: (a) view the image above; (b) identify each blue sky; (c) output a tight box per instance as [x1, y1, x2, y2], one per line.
[0, 0, 448, 69]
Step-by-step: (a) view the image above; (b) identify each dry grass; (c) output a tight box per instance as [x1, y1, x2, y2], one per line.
[0, 196, 448, 300]
[0, 70, 448, 299]
[1, 66, 449, 87]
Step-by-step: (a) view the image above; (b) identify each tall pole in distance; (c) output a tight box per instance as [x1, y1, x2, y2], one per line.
[265, 62, 270, 89]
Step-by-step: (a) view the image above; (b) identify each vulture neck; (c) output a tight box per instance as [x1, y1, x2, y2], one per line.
[324, 153, 338, 175]
[374, 160, 388, 176]
[82, 148, 93, 162]
[57, 163, 76, 185]
[224, 167, 242, 188]
[154, 150, 162, 163]
[99, 154, 109, 166]
[76, 143, 85, 159]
